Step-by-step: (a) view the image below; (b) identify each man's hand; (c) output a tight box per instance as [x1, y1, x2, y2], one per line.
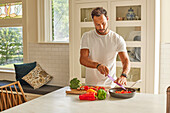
[114, 76, 127, 85]
[97, 64, 109, 76]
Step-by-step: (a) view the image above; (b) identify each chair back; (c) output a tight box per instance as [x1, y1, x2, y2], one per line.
[0, 81, 27, 111]
[167, 86, 170, 113]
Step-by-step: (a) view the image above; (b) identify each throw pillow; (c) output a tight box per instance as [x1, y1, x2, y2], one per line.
[22, 64, 53, 89]
[14, 62, 37, 85]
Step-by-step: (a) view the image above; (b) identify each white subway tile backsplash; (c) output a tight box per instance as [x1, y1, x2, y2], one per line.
[28, 43, 69, 86]
[160, 44, 170, 94]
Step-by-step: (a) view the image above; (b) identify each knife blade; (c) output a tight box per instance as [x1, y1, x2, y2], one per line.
[107, 74, 127, 90]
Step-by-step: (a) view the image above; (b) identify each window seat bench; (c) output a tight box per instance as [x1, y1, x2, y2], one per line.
[0, 80, 63, 100]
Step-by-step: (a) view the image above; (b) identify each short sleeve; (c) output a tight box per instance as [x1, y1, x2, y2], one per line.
[116, 35, 127, 52]
[80, 33, 89, 49]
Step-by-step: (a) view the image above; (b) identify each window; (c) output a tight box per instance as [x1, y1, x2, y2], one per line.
[38, 0, 69, 43]
[0, 2, 22, 19]
[0, 27, 23, 68]
[0, 1, 23, 69]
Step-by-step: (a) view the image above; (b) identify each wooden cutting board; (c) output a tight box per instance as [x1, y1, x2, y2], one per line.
[66, 88, 86, 95]
[66, 86, 110, 95]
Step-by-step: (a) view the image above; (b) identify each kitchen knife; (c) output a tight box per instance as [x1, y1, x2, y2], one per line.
[107, 74, 127, 90]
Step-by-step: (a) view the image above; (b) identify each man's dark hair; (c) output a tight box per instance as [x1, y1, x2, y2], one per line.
[91, 7, 107, 19]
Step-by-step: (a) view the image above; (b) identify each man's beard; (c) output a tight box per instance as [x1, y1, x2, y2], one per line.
[96, 26, 108, 35]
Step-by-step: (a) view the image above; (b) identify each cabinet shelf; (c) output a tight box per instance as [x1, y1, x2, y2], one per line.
[126, 82, 142, 88]
[114, 21, 142, 26]
[80, 22, 94, 27]
[126, 42, 142, 47]
[116, 62, 142, 67]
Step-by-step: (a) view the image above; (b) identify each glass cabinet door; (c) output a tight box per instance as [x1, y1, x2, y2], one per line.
[117, 47, 141, 62]
[81, 27, 94, 78]
[75, 2, 107, 82]
[81, 8, 94, 22]
[81, 27, 94, 36]
[116, 5, 141, 21]
[116, 67, 140, 82]
[116, 26, 141, 41]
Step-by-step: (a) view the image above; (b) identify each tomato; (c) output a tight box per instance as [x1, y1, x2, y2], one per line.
[128, 91, 132, 93]
[84, 86, 89, 91]
[98, 87, 105, 91]
[115, 90, 132, 94]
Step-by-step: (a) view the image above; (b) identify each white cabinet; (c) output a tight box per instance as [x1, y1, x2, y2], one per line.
[70, 0, 149, 93]
[111, 0, 146, 92]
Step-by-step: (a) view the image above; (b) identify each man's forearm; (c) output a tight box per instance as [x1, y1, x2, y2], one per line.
[80, 55, 109, 76]
[80, 57, 99, 69]
[80, 49, 109, 76]
[122, 58, 130, 75]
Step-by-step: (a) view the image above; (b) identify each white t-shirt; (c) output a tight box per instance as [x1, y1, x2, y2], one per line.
[80, 29, 127, 87]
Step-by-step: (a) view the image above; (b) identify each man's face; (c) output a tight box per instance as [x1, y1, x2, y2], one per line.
[93, 14, 109, 35]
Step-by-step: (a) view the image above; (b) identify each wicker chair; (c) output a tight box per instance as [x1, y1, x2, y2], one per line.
[0, 81, 27, 111]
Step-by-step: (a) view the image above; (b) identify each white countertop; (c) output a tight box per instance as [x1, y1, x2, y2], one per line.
[2, 87, 166, 113]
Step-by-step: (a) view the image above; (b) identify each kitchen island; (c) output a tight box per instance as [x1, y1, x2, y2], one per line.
[1, 87, 166, 113]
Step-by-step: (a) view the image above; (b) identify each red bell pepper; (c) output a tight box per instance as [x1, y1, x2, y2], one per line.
[79, 92, 96, 101]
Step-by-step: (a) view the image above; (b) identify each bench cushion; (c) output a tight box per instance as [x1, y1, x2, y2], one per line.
[0, 80, 62, 95]
[14, 62, 37, 85]
[22, 84, 62, 95]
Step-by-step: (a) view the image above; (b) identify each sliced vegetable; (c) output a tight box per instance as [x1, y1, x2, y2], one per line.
[115, 90, 132, 94]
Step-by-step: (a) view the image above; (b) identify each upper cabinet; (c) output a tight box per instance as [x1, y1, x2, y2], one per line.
[71, 0, 147, 93]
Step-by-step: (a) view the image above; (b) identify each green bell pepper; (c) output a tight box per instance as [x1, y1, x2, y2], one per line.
[97, 89, 106, 100]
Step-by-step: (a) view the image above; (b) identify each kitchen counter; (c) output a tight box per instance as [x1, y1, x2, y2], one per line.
[2, 87, 166, 113]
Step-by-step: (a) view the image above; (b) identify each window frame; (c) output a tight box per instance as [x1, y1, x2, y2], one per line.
[0, 0, 27, 70]
[37, 0, 69, 44]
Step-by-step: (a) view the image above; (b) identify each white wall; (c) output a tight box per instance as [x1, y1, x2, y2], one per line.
[160, 0, 170, 43]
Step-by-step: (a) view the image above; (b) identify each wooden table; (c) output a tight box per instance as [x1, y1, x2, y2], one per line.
[1, 86, 166, 113]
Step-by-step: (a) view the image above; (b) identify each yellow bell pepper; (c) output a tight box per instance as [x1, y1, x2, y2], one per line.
[87, 89, 97, 95]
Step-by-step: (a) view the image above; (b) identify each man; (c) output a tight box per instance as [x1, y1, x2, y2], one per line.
[80, 7, 130, 87]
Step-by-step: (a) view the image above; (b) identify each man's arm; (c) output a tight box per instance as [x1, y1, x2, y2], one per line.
[80, 49, 109, 76]
[115, 51, 130, 85]
[118, 52, 130, 75]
